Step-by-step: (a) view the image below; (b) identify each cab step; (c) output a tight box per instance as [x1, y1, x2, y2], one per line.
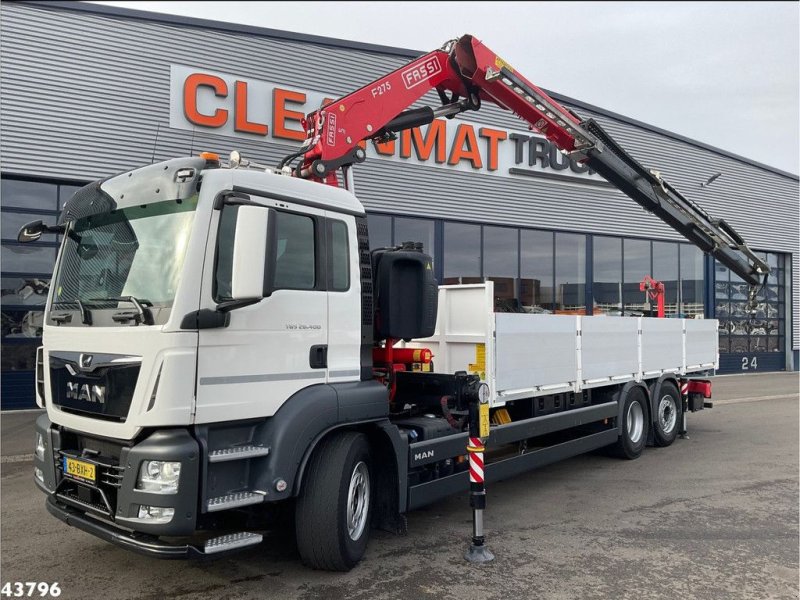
[203, 532, 263, 554]
[208, 444, 270, 463]
[206, 491, 265, 512]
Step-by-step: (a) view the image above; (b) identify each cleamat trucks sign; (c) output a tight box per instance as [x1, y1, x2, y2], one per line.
[169, 65, 606, 185]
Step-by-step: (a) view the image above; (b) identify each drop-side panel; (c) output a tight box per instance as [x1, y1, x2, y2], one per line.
[641, 318, 684, 376]
[495, 313, 578, 394]
[581, 316, 639, 383]
[685, 319, 719, 370]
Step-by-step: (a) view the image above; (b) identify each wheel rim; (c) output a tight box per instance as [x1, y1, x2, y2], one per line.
[627, 401, 644, 444]
[347, 461, 370, 541]
[658, 394, 677, 434]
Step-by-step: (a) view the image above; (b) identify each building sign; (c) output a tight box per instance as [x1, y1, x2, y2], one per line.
[169, 65, 606, 185]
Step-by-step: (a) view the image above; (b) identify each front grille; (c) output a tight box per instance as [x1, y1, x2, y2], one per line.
[101, 465, 125, 488]
[36, 347, 45, 404]
[49, 353, 139, 421]
[56, 434, 127, 518]
[56, 480, 113, 516]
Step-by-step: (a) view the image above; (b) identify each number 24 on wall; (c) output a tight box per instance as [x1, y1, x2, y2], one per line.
[741, 356, 758, 370]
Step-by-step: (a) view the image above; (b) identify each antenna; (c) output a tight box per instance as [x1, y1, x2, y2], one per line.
[189, 127, 196, 157]
[151, 123, 161, 164]
[700, 172, 722, 188]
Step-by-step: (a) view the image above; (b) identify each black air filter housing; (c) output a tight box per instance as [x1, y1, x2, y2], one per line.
[372, 242, 438, 341]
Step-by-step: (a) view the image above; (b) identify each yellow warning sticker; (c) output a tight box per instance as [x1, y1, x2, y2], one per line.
[479, 402, 490, 438]
[475, 344, 486, 369]
[495, 56, 514, 73]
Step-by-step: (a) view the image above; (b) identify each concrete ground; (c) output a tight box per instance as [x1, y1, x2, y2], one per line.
[1, 372, 797, 600]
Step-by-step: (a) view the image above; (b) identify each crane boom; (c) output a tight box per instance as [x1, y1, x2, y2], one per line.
[283, 34, 769, 299]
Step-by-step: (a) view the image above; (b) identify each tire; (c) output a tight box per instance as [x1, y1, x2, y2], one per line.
[612, 386, 649, 460]
[652, 381, 682, 447]
[295, 431, 373, 571]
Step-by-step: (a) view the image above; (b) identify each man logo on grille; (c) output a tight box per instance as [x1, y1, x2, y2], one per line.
[79, 354, 93, 369]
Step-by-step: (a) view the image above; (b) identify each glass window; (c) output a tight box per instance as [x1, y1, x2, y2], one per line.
[1, 277, 50, 306]
[2, 210, 59, 241]
[443, 222, 481, 284]
[367, 214, 391, 250]
[680, 244, 704, 318]
[623, 238, 650, 314]
[715, 251, 787, 363]
[653, 241, 679, 317]
[592, 236, 622, 315]
[274, 212, 316, 290]
[483, 226, 518, 311]
[1, 243, 57, 274]
[1, 179, 58, 211]
[1, 342, 39, 371]
[1, 309, 44, 338]
[520, 230, 553, 313]
[394, 217, 435, 258]
[213, 205, 240, 302]
[329, 220, 349, 292]
[555, 233, 585, 315]
[52, 198, 198, 309]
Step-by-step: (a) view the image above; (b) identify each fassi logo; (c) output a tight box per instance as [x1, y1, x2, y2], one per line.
[401, 57, 442, 89]
[326, 113, 337, 147]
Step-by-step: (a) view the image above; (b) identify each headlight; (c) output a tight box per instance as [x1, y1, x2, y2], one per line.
[137, 505, 174, 523]
[35, 433, 45, 461]
[136, 460, 181, 494]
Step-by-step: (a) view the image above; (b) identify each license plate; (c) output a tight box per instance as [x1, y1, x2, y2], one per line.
[64, 457, 96, 482]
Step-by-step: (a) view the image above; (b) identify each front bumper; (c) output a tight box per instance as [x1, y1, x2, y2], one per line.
[46, 495, 204, 559]
[34, 414, 200, 538]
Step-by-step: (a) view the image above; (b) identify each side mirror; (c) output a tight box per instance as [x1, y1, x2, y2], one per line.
[17, 220, 45, 243]
[17, 220, 65, 243]
[230, 205, 271, 302]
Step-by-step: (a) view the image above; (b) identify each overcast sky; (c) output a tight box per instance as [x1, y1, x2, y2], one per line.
[91, 1, 799, 175]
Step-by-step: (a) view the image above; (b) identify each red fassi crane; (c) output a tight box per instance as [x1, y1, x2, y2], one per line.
[640, 275, 666, 318]
[280, 34, 770, 305]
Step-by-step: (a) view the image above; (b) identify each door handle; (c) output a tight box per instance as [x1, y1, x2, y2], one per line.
[309, 345, 328, 369]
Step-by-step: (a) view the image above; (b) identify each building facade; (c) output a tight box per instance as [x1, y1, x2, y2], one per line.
[1, 1, 797, 408]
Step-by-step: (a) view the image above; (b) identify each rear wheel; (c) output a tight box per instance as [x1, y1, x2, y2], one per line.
[613, 386, 649, 459]
[295, 431, 373, 571]
[653, 381, 681, 447]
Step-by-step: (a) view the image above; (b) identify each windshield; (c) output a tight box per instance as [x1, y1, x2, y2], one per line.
[52, 197, 197, 312]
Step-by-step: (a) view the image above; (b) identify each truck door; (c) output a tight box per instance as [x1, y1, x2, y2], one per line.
[195, 196, 328, 423]
[324, 214, 363, 384]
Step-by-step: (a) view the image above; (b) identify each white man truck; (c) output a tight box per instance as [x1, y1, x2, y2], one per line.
[23, 35, 770, 570]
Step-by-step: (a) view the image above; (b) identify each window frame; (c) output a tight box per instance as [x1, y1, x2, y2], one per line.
[327, 218, 351, 292]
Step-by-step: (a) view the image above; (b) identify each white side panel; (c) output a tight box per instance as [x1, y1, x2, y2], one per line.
[410, 284, 719, 409]
[581, 316, 640, 383]
[641, 318, 684, 375]
[685, 319, 719, 370]
[407, 284, 491, 372]
[495, 314, 578, 394]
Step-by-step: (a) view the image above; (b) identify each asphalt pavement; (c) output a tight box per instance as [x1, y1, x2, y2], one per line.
[1, 372, 797, 600]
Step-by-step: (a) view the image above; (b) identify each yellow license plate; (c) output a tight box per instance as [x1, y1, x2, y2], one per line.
[65, 457, 96, 482]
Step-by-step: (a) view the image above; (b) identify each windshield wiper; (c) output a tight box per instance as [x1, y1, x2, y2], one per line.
[76, 299, 92, 325]
[50, 299, 93, 325]
[90, 296, 153, 325]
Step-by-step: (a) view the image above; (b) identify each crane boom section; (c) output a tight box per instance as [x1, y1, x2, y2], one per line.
[291, 34, 769, 290]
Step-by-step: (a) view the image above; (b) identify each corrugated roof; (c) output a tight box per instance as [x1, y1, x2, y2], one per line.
[17, 0, 798, 181]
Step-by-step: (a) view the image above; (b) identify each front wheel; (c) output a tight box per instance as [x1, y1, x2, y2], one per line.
[612, 386, 649, 460]
[295, 432, 373, 571]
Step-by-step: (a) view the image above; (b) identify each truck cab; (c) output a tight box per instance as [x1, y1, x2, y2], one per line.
[32, 155, 390, 559]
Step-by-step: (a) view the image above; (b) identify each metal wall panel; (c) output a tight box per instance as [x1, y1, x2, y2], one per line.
[1, 3, 798, 349]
